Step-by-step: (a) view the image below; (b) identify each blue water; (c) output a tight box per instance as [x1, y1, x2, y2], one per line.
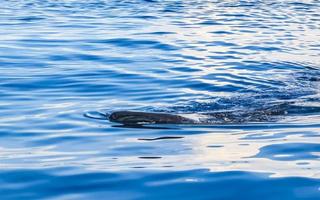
[1, 0, 320, 199]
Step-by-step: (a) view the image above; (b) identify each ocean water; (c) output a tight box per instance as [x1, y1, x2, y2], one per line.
[0, 0, 320, 199]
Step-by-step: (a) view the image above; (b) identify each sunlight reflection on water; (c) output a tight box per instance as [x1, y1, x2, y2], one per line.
[0, 0, 319, 199]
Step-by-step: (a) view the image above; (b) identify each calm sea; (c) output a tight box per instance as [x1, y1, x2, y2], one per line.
[0, 0, 319, 199]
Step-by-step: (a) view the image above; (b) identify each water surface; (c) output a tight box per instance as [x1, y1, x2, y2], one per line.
[0, 0, 320, 199]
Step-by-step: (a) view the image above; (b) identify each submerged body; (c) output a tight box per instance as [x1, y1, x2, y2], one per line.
[108, 106, 288, 125]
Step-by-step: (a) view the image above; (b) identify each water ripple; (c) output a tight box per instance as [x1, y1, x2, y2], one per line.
[0, 0, 320, 199]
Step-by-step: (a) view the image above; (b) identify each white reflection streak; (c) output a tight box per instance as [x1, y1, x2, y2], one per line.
[188, 130, 320, 178]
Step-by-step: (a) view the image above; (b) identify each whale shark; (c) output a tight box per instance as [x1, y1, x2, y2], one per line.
[108, 104, 290, 125]
[102, 68, 320, 125]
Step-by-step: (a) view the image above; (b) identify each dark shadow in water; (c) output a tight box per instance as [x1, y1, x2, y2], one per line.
[112, 122, 320, 131]
[138, 136, 184, 141]
[112, 124, 178, 130]
[139, 156, 162, 159]
[207, 145, 224, 148]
